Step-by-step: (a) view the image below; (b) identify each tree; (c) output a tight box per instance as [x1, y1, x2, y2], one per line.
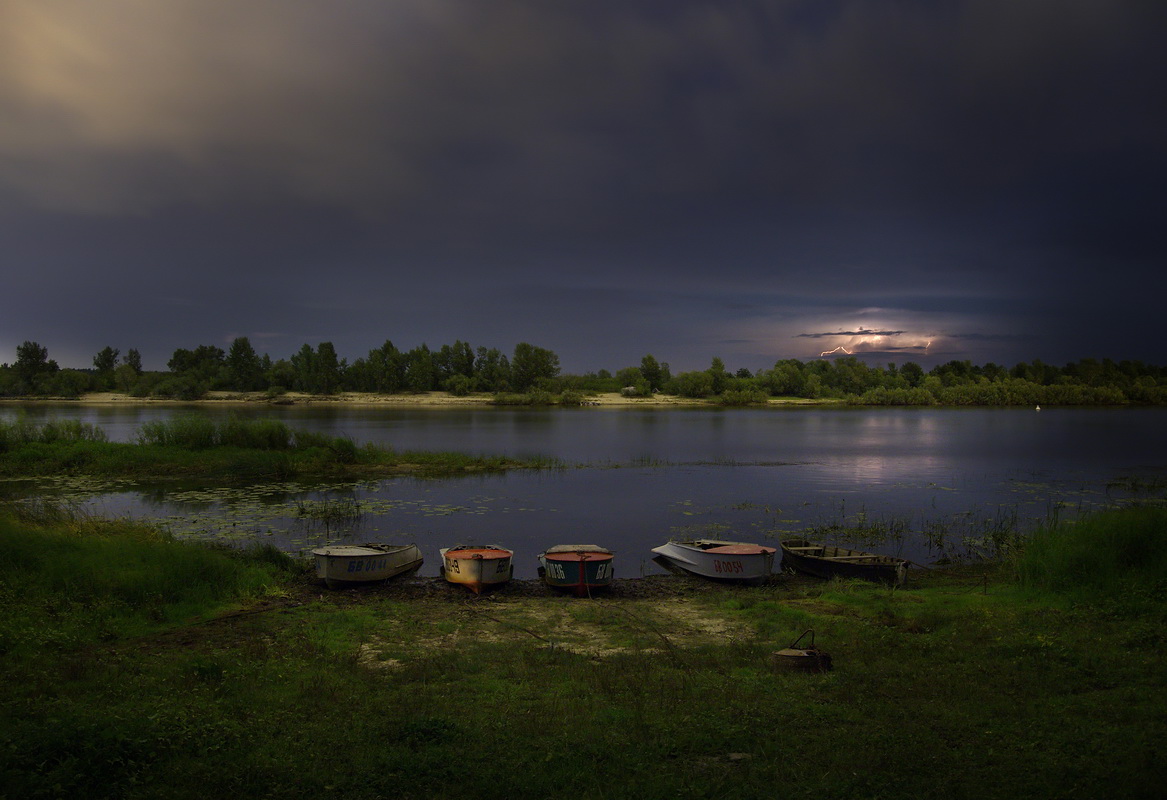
[672, 370, 714, 398]
[368, 340, 404, 393]
[707, 357, 730, 394]
[900, 362, 924, 388]
[511, 343, 560, 391]
[168, 345, 225, 384]
[475, 347, 511, 392]
[113, 363, 140, 393]
[763, 359, 806, 396]
[435, 340, 475, 384]
[315, 342, 343, 394]
[92, 346, 120, 390]
[93, 346, 119, 374]
[289, 342, 343, 394]
[640, 354, 664, 391]
[226, 337, 264, 391]
[14, 341, 57, 390]
[404, 344, 435, 393]
[290, 344, 317, 392]
[123, 349, 143, 375]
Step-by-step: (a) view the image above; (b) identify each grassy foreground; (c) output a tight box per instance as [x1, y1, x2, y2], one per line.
[2, 507, 1165, 799]
[0, 415, 559, 481]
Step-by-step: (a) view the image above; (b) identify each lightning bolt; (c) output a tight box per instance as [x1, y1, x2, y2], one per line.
[820, 346, 852, 357]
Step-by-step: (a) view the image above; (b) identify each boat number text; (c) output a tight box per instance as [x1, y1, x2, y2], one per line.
[347, 558, 388, 573]
[445, 559, 511, 574]
[544, 562, 611, 580]
[712, 559, 744, 575]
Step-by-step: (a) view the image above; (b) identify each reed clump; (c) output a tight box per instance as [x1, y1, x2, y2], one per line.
[1013, 505, 1167, 610]
[0, 415, 107, 448]
[0, 505, 298, 654]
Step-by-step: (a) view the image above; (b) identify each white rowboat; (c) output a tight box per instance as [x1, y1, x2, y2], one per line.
[651, 539, 776, 585]
[312, 543, 423, 589]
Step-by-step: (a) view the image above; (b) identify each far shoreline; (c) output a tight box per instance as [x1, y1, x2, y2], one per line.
[2, 391, 836, 408]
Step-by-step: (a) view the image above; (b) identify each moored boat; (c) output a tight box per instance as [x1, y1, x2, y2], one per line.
[538, 544, 614, 596]
[650, 539, 776, 585]
[440, 544, 514, 594]
[779, 538, 908, 585]
[311, 543, 423, 589]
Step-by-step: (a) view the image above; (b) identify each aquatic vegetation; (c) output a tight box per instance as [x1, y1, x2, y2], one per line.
[0, 415, 107, 448]
[0, 416, 559, 481]
[294, 497, 363, 522]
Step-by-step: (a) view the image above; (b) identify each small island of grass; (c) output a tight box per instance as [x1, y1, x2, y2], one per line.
[0, 415, 561, 482]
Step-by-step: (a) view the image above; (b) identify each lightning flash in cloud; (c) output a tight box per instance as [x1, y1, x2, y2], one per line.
[799, 327, 934, 359]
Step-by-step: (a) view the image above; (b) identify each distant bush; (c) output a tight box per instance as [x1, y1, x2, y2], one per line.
[718, 388, 770, 406]
[558, 390, 586, 406]
[668, 371, 715, 398]
[491, 391, 555, 406]
[620, 378, 652, 398]
[445, 374, 474, 396]
[150, 376, 208, 401]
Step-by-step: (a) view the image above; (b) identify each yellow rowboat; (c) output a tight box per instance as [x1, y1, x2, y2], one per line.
[440, 544, 514, 594]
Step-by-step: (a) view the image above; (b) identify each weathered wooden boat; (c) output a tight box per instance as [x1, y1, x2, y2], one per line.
[650, 539, 776, 584]
[311, 543, 423, 589]
[779, 538, 908, 585]
[440, 544, 514, 594]
[538, 544, 615, 596]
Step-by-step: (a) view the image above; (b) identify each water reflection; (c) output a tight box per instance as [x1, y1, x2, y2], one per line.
[7, 404, 1166, 576]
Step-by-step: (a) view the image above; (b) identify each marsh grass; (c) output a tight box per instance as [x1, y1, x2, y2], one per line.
[0, 415, 107, 447]
[0, 416, 559, 481]
[0, 505, 298, 657]
[1014, 505, 1167, 611]
[1, 508, 1164, 799]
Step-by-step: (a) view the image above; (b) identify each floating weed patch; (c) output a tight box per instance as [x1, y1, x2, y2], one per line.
[295, 497, 363, 522]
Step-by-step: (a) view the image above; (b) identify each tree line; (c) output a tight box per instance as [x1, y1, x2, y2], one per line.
[2, 338, 1166, 405]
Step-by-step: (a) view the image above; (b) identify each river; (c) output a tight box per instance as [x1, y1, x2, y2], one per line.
[4, 403, 1166, 578]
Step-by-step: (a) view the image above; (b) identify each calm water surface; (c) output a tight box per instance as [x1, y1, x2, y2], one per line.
[5, 403, 1166, 578]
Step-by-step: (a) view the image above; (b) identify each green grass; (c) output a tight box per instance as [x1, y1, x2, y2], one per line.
[1, 507, 1165, 798]
[1013, 505, 1167, 611]
[0, 415, 561, 481]
[0, 506, 298, 657]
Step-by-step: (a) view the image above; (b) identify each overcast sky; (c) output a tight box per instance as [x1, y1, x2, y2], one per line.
[2, 0, 1165, 373]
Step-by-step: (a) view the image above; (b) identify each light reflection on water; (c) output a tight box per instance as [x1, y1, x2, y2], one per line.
[5, 405, 1166, 578]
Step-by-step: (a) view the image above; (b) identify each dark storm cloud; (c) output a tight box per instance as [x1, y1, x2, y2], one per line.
[2, 1, 1165, 371]
[798, 330, 906, 339]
